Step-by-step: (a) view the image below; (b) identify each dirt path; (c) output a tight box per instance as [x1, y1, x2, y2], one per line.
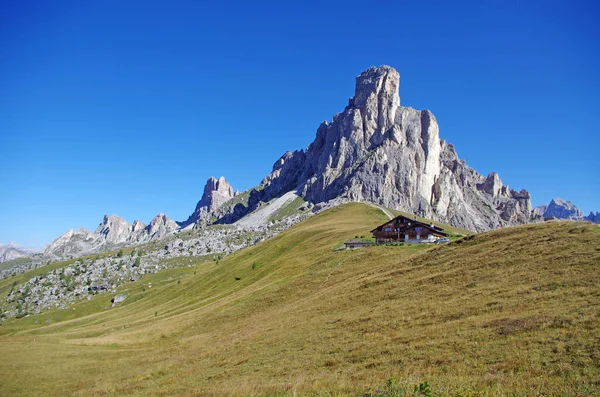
[367, 202, 393, 220]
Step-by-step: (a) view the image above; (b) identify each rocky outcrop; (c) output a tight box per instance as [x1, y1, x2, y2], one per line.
[147, 214, 178, 239]
[543, 198, 584, 220]
[45, 213, 179, 259]
[96, 215, 132, 244]
[216, 65, 532, 232]
[179, 177, 237, 227]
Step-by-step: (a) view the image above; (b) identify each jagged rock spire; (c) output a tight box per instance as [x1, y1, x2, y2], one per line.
[198, 176, 235, 213]
[179, 176, 237, 227]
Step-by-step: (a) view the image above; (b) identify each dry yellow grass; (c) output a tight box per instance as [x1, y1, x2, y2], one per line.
[0, 204, 598, 396]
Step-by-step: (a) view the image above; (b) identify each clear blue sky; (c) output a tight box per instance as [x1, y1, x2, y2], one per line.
[1, 0, 598, 247]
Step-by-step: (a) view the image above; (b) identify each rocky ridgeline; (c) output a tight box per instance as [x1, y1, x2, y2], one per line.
[1, 211, 312, 320]
[533, 198, 600, 223]
[42, 176, 242, 262]
[207, 66, 532, 232]
[43, 212, 179, 260]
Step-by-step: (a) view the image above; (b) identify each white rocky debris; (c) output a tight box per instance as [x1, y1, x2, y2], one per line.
[235, 190, 300, 227]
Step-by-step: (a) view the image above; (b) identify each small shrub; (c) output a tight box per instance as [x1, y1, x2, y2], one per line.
[414, 381, 432, 397]
[363, 378, 432, 397]
[117, 249, 123, 258]
[252, 261, 263, 270]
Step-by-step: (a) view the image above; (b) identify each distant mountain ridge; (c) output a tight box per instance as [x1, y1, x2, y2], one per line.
[27, 66, 599, 262]
[534, 198, 599, 223]
[0, 242, 41, 263]
[43, 213, 179, 258]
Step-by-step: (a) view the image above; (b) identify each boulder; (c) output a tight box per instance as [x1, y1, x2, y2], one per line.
[111, 294, 127, 307]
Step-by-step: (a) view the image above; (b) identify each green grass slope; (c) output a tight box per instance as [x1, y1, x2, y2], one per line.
[0, 204, 598, 396]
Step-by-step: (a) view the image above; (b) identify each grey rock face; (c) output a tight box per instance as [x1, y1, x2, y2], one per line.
[111, 294, 127, 306]
[218, 65, 532, 232]
[96, 215, 132, 244]
[147, 214, 178, 239]
[543, 198, 583, 220]
[180, 176, 237, 227]
[532, 205, 548, 218]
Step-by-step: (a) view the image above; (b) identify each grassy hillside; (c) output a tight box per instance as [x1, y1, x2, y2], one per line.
[0, 204, 598, 396]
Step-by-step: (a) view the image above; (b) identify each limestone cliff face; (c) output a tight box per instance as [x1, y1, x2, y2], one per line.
[147, 214, 178, 239]
[238, 66, 532, 231]
[179, 176, 237, 227]
[95, 215, 132, 244]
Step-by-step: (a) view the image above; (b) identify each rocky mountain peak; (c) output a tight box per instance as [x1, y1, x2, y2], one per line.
[532, 197, 598, 224]
[131, 220, 146, 232]
[179, 176, 237, 228]
[201, 176, 235, 211]
[227, 65, 533, 232]
[95, 214, 132, 244]
[353, 65, 400, 110]
[478, 172, 503, 197]
[147, 214, 178, 239]
[545, 198, 583, 220]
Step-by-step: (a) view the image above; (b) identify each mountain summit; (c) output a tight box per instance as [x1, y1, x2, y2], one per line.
[222, 66, 531, 231]
[179, 176, 237, 227]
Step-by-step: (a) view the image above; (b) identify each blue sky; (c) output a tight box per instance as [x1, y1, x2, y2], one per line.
[1, 0, 598, 247]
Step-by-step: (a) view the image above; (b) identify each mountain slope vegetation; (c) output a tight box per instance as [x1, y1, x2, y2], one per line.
[0, 203, 598, 396]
